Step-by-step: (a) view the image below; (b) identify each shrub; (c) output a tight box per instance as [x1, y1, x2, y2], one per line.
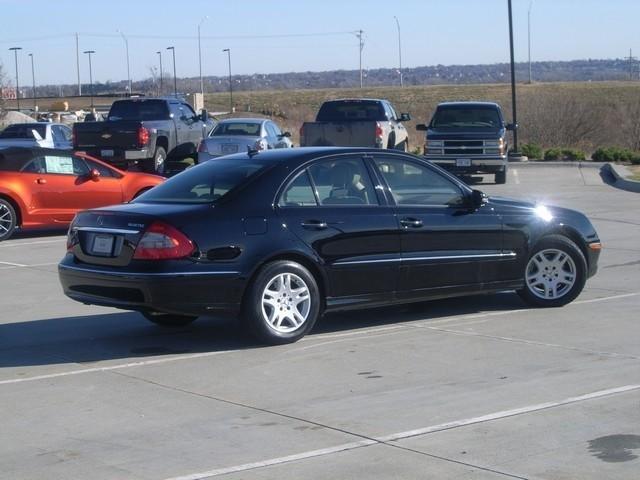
[543, 147, 586, 161]
[521, 143, 543, 160]
[591, 146, 640, 163]
[543, 148, 562, 161]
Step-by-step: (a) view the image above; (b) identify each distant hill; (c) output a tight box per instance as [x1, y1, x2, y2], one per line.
[24, 58, 640, 97]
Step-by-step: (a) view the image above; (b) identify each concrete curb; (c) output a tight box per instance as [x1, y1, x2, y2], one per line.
[602, 163, 640, 193]
[510, 161, 605, 169]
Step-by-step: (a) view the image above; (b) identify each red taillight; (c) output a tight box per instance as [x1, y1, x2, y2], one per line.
[375, 122, 383, 139]
[133, 221, 195, 260]
[197, 140, 208, 153]
[138, 126, 150, 147]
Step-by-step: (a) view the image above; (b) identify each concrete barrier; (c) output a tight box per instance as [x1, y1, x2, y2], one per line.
[602, 163, 640, 193]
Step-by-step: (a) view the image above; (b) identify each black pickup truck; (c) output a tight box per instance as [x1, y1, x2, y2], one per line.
[73, 98, 214, 174]
[418, 102, 515, 184]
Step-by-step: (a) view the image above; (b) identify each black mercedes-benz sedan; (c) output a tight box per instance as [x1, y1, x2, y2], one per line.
[59, 147, 601, 344]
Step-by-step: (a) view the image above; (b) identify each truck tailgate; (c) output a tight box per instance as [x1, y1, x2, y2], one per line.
[74, 121, 141, 150]
[302, 122, 376, 147]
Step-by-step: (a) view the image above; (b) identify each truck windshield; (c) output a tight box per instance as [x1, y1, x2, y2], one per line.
[0, 124, 47, 139]
[431, 107, 502, 129]
[316, 101, 386, 122]
[108, 100, 169, 121]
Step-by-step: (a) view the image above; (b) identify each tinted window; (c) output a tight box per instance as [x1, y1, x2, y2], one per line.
[136, 158, 270, 204]
[265, 123, 278, 138]
[84, 159, 115, 178]
[108, 100, 170, 121]
[21, 157, 47, 173]
[212, 122, 262, 136]
[24, 155, 89, 176]
[181, 103, 196, 117]
[279, 171, 317, 207]
[374, 157, 464, 206]
[308, 157, 377, 206]
[430, 106, 502, 129]
[316, 101, 386, 122]
[0, 124, 47, 139]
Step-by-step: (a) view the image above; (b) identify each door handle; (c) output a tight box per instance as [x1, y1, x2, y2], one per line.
[36, 178, 47, 185]
[400, 218, 423, 228]
[301, 220, 328, 230]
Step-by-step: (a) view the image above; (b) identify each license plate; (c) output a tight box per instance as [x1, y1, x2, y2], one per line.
[221, 144, 238, 154]
[92, 234, 114, 255]
[456, 158, 471, 167]
[101, 149, 114, 157]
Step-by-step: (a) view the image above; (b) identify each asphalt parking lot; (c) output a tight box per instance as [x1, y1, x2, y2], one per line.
[1, 164, 639, 480]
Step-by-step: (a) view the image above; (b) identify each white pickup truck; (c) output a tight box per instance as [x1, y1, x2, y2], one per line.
[299, 99, 410, 151]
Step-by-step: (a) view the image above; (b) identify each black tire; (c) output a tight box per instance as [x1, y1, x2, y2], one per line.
[495, 167, 507, 184]
[242, 260, 321, 345]
[0, 199, 17, 242]
[146, 146, 167, 175]
[141, 312, 198, 327]
[518, 234, 587, 308]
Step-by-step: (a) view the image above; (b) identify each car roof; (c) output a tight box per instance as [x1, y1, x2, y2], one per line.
[437, 101, 501, 109]
[323, 98, 386, 103]
[218, 118, 267, 124]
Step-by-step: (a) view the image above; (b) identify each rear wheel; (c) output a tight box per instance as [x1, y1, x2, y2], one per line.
[242, 260, 321, 345]
[0, 199, 17, 241]
[518, 235, 587, 307]
[495, 166, 507, 184]
[142, 311, 198, 327]
[145, 146, 167, 175]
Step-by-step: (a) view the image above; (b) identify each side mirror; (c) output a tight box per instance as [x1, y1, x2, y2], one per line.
[200, 109, 208, 122]
[278, 131, 292, 138]
[470, 189, 487, 208]
[89, 169, 100, 181]
[400, 113, 411, 122]
[505, 123, 517, 131]
[416, 124, 428, 131]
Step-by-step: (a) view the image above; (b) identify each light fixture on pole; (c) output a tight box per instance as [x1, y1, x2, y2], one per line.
[83, 50, 96, 109]
[117, 30, 132, 94]
[507, 0, 520, 155]
[166, 46, 177, 96]
[198, 15, 209, 98]
[156, 51, 163, 95]
[8, 47, 22, 111]
[222, 48, 233, 112]
[28, 53, 36, 111]
[393, 16, 403, 87]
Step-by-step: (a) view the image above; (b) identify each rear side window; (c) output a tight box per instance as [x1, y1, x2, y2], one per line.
[108, 100, 170, 121]
[316, 101, 386, 122]
[0, 124, 47, 139]
[136, 158, 270, 204]
[279, 171, 317, 207]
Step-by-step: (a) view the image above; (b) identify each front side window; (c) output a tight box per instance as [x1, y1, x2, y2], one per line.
[84, 159, 114, 178]
[41, 155, 89, 176]
[374, 156, 464, 206]
[279, 171, 317, 207]
[308, 157, 377, 206]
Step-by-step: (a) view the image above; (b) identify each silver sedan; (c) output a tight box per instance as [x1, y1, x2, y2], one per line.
[197, 118, 292, 162]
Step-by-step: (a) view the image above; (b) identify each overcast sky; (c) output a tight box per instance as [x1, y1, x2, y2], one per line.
[1, 0, 639, 86]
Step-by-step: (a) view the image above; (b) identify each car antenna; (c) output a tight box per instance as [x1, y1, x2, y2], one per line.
[247, 145, 260, 158]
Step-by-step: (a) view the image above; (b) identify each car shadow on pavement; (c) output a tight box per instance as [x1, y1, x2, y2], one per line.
[0, 293, 527, 369]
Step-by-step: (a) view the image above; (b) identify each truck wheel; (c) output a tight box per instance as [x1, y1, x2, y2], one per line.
[146, 147, 167, 175]
[0, 199, 17, 241]
[495, 167, 507, 184]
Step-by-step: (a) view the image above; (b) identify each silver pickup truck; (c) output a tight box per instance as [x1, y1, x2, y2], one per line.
[300, 99, 410, 151]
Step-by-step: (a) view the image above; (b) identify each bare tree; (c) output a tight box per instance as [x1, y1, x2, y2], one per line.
[0, 62, 7, 119]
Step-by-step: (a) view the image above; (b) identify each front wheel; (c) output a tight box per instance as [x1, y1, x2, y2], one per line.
[243, 261, 321, 345]
[495, 167, 507, 184]
[141, 312, 198, 327]
[0, 199, 17, 241]
[518, 235, 587, 307]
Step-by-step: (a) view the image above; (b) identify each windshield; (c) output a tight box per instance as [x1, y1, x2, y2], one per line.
[135, 158, 270, 204]
[316, 101, 386, 122]
[0, 124, 47, 139]
[108, 100, 169, 121]
[430, 106, 502, 129]
[211, 122, 262, 136]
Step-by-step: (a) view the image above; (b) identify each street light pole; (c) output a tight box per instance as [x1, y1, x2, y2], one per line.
[356, 30, 364, 88]
[528, 0, 533, 84]
[28, 53, 36, 111]
[166, 46, 177, 97]
[198, 16, 208, 99]
[8, 47, 22, 110]
[393, 16, 403, 87]
[507, 0, 519, 153]
[156, 51, 163, 95]
[223, 48, 233, 112]
[83, 50, 95, 109]
[117, 30, 132, 94]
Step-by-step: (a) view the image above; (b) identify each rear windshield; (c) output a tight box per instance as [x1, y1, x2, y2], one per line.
[211, 122, 262, 136]
[108, 100, 169, 121]
[430, 106, 502, 129]
[316, 101, 386, 122]
[135, 158, 270, 204]
[0, 124, 47, 139]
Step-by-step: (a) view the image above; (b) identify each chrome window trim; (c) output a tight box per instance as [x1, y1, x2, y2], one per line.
[75, 227, 141, 235]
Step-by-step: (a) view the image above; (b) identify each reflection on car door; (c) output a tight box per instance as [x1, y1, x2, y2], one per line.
[277, 154, 400, 308]
[371, 154, 507, 299]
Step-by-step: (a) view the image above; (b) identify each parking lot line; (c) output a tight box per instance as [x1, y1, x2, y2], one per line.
[161, 384, 640, 480]
[0, 238, 65, 248]
[0, 261, 27, 267]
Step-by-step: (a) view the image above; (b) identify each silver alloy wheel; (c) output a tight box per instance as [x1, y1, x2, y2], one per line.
[155, 151, 165, 173]
[0, 203, 13, 236]
[261, 272, 311, 333]
[525, 248, 577, 300]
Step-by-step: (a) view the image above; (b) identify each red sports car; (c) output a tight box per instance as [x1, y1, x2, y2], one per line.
[0, 147, 164, 241]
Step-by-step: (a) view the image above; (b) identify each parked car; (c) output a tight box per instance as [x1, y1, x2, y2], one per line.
[0, 147, 164, 241]
[59, 147, 601, 345]
[418, 101, 514, 184]
[300, 99, 410, 150]
[198, 118, 292, 162]
[72, 98, 215, 175]
[0, 122, 73, 150]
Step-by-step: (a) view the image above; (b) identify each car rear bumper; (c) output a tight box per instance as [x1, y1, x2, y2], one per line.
[58, 258, 244, 316]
